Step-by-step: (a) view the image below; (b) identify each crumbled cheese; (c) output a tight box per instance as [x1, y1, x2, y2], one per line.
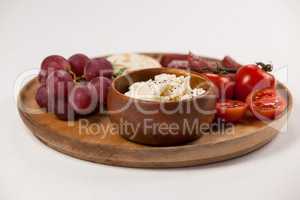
[125, 73, 206, 101]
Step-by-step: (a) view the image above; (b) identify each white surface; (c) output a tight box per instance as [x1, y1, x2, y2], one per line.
[1, 0, 299, 199]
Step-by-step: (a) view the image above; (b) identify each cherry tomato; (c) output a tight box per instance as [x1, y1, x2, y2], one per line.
[222, 56, 242, 70]
[221, 73, 236, 81]
[202, 73, 235, 100]
[216, 100, 248, 122]
[235, 64, 275, 100]
[246, 88, 287, 120]
[160, 54, 188, 67]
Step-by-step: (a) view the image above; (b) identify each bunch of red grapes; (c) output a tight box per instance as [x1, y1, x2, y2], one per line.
[35, 53, 113, 121]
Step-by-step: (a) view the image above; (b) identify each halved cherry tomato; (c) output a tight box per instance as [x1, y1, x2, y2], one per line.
[216, 100, 248, 122]
[246, 88, 287, 120]
[235, 64, 275, 100]
[202, 73, 235, 100]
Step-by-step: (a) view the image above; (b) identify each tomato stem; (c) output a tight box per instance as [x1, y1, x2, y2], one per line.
[256, 62, 273, 72]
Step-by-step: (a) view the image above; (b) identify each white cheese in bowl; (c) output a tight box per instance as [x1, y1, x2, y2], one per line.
[125, 73, 206, 102]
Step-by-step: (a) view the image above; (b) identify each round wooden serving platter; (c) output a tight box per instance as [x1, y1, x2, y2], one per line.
[18, 53, 293, 168]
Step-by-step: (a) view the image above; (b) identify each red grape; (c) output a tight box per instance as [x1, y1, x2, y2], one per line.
[35, 85, 48, 108]
[34, 88, 57, 113]
[84, 58, 113, 80]
[46, 70, 74, 99]
[36, 54, 114, 119]
[87, 76, 112, 105]
[39, 55, 71, 83]
[54, 99, 76, 121]
[41, 55, 70, 71]
[38, 70, 48, 84]
[68, 53, 90, 76]
[47, 95, 56, 113]
[69, 85, 97, 115]
[39, 56, 70, 83]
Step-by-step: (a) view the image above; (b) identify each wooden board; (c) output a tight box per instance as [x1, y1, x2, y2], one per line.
[17, 53, 293, 168]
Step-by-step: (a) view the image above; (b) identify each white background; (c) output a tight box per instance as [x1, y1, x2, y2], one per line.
[1, 0, 300, 199]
